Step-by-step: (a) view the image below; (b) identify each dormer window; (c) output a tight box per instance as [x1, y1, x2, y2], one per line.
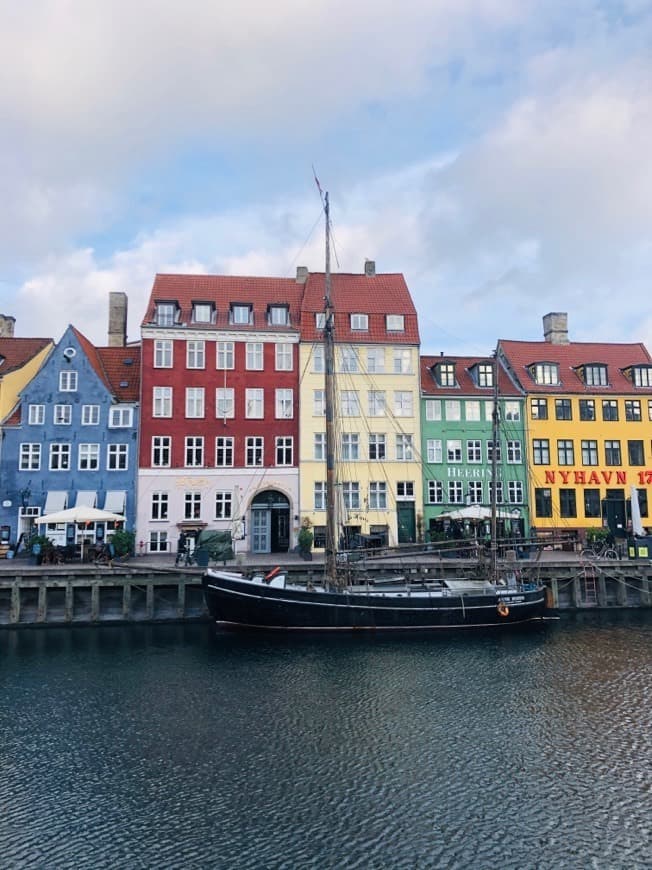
[192, 302, 213, 324]
[435, 362, 456, 388]
[315, 312, 326, 330]
[476, 363, 494, 388]
[581, 364, 608, 387]
[268, 304, 289, 326]
[630, 365, 652, 387]
[532, 363, 559, 386]
[386, 314, 404, 332]
[350, 313, 368, 331]
[231, 304, 252, 325]
[155, 302, 177, 327]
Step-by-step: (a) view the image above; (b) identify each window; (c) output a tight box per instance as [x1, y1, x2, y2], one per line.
[605, 440, 622, 465]
[185, 436, 204, 467]
[153, 387, 172, 417]
[313, 526, 326, 548]
[187, 340, 205, 369]
[246, 342, 263, 370]
[366, 347, 384, 373]
[427, 480, 444, 504]
[625, 400, 642, 422]
[315, 312, 326, 330]
[504, 401, 520, 422]
[427, 439, 442, 463]
[313, 390, 325, 416]
[447, 440, 462, 463]
[20, 443, 41, 471]
[448, 481, 464, 504]
[109, 407, 133, 428]
[215, 492, 233, 519]
[49, 443, 71, 471]
[393, 349, 411, 374]
[632, 366, 652, 387]
[636, 489, 649, 518]
[487, 440, 502, 463]
[535, 487, 552, 517]
[467, 440, 482, 463]
[368, 391, 386, 416]
[369, 434, 386, 461]
[184, 492, 201, 520]
[275, 389, 294, 419]
[107, 444, 128, 470]
[81, 405, 100, 425]
[269, 305, 289, 326]
[215, 437, 234, 467]
[602, 400, 618, 421]
[465, 401, 481, 421]
[508, 481, 524, 504]
[396, 434, 414, 461]
[312, 345, 325, 373]
[342, 482, 360, 510]
[533, 439, 550, 465]
[444, 400, 461, 421]
[54, 404, 71, 425]
[246, 436, 263, 466]
[437, 363, 456, 387]
[216, 388, 235, 419]
[78, 443, 100, 470]
[477, 363, 493, 388]
[533, 363, 559, 385]
[489, 480, 504, 504]
[340, 346, 359, 373]
[350, 313, 368, 330]
[628, 440, 645, 465]
[314, 433, 326, 460]
[397, 481, 414, 498]
[507, 441, 522, 463]
[275, 343, 293, 371]
[468, 481, 483, 504]
[386, 314, 404, 331]
[149, 531, 168, 552]
[584, 489, 601, 518]
[151, 492, 168, 520]
[341, 391, 360, 417]
[154, 339, 173, 368]
[369, 481, 387, 509]
[579, 399, 595, 421]
[28, 404, 44, 425]
[216, 341, 234, 369]
[185, 387, 205, 418]
[649, 399, 652, 422]
[152, 436, 171, 467]
[530, 398, 548, 420]
[314, 482, 326, 510]
[59, 371, 78, 391]
[557, 439, 574, 465]
[192, 303, 212, 323]
[155, 303, 175, 327]
[275, 436, 293, 466]
[245, 389, 264, 418]
[584, 364, 607, 386]
[555, 399, 572, 421]
[231, 304, 252, 325]
[425, 400, 442, 421]
[342, 433, 359, 461]
[560, 489, 577, 518]
[581, 440, 598, 466]
[394, 392, 413, 417]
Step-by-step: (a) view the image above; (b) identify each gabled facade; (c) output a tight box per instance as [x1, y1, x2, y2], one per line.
[299, 264, 423, 549]
[138, 273, 303, 555]
[0, 325, 140, 548]
[420, 355, 528, 539]
[0, 332, 53, 423]
[500, 312, 652, 540]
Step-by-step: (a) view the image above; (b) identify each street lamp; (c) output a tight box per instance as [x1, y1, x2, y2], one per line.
[20, 487, 31, 509]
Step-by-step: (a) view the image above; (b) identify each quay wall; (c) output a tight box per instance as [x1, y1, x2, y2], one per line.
[0, 559, 650, 627]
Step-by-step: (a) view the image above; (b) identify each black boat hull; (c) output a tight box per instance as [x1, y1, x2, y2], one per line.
[202, 572, 549, 631]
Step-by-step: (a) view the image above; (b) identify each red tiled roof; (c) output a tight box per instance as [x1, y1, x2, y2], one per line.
[143, 273, 304, 332]
[72, 327, 141, 401]
[499, 339, 652, 394]
[420, 355, 521, 397]
[0, 337, 52, 373]
[301, 272, 419, 344]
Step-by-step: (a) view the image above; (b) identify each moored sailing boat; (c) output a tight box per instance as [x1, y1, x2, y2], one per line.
[203, 193, 549, 630]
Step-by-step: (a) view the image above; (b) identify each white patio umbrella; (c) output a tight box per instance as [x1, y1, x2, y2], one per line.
[37, 506, 125, 560]
[436, 505, 519, 522]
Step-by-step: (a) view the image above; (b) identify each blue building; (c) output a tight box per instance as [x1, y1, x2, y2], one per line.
[0, 321, 140, 552]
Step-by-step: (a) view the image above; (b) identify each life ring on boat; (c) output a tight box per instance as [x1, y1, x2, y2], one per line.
[264, 566, 282, 583]
[497, 602, 510, 618]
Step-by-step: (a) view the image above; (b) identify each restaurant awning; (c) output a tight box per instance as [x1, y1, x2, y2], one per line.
[44, 491, 68, 514]
[104, 491, 126, 514]
[75, 491, 97, 508]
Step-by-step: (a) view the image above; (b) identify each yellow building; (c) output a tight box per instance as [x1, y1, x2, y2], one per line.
[298, 266, 423, 550]
[500, 313, 652, 542]
[0, 328, 53, 422]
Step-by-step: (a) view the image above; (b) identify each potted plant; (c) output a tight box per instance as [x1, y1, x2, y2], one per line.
[297, 518, 314, 561]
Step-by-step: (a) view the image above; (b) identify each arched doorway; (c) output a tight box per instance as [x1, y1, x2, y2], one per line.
[250, 490, 290, 554]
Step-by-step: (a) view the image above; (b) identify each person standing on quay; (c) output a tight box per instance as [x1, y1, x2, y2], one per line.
[175, 532, 187, 566]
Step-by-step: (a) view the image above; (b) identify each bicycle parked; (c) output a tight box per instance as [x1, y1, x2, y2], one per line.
[580, 540, 619, 560]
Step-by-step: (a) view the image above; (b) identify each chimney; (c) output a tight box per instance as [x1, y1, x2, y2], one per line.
[296, 266, 309, 284]
[543, 312, 569, 345]
[364, 259, 376, 277]
[108, 292, 128, 347]
[0, 315, 16, 337]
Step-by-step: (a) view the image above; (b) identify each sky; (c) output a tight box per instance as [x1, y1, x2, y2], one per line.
[2, 0, 652, 357]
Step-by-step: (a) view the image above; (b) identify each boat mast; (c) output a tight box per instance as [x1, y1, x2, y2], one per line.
[323, 193, 339, 587]
[490, 348, 499, 582]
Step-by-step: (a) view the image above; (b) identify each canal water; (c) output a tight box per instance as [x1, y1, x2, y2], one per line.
[1, 614, 650, 869]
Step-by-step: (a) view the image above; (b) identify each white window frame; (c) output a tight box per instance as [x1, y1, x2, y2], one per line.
[28, 404, 44, 425]
[20, 443, 41, 471]
[216, 388, 235, 419]
[81, 405, 100, 426]
[275, 436, 293, 466]
[350, 313, 368, 331]
[156, 303, 175, 327]
[369, 434, 386, 461]
[393, 391, 413, 417]
[215, 491, 233, 519]
[369, 481, 387, 509]
[275, 343, 293, 371]
[245, 436, 264, 466]
[232, 304, 251, 325]
[447, 440, 462, 463]
[152, 436, 171, 467]
[342, 433, 360, 461]
[313, 390, 325, 416]
[185, 387, 205, 419]
[314, 433, 326, 460]
[193, 303, 212, 324]
[153, 387, 172, 418]
[246, 388, 264, 419]
[184, 492, 202, 520]
[448, 481, 464, 504]
[269, 305, 289, 326]
[341, 391, 360, 417]
[425, 400, 442, 421]
[312, 345, 325, 373]
[275, 389, 294, 419]
[59, 371, 78, 392]
[109, 406, 133, 428]
[396, 434, 414, 461]
[151, 492, 169, 520]
[186, 340, 206, 369]
[185, 436, 204, 468]
[386, 314, 404, 331]
[54, 404, 72, 425]
[154, 339, 173, 368]
[314, 481, 326, 510]
[426, 439, 442, 463]
[215, 437, 234, 467]
[393, 348, 411, 374]
[216, 341, 235, 370]
[107, 444, 128, 470]
[246, 342, 264, 370]
[78, 443, 100, 470]
[49, 443, 71, 471]
[366, 347, 384, 373]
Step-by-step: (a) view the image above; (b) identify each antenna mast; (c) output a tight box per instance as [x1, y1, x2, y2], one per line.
[323, 193, 339, 587]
